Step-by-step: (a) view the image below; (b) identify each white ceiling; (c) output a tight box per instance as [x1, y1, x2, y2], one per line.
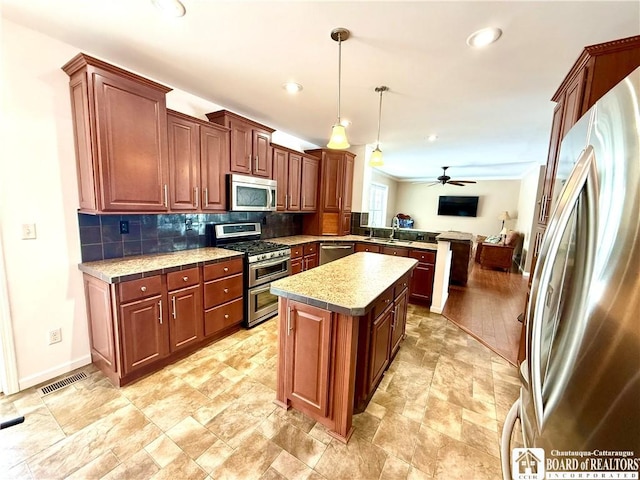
[2, 1, 639, 182]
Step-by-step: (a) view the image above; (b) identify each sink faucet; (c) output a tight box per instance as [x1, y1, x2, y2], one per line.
[390, 216, 399, 239]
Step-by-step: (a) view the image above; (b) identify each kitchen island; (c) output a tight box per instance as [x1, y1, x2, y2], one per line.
[270, 252, 417, 442]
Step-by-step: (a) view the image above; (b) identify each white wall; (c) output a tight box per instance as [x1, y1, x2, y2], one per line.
[1, 19, 92, 389]
[516, 165, 545, 274]
[395, 180, 522, 237]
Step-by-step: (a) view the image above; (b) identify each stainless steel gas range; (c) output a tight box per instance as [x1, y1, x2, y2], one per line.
[206, 222, 290, 328]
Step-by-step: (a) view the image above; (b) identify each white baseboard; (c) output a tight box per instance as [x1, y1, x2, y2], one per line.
[430, 291, 449, 314]
[19, 355, 92, 391]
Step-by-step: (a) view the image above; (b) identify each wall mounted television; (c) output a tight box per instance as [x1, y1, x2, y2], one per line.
[437, 196, 479, 217]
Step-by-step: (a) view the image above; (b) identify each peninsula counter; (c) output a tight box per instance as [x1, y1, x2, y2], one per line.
[270, 252, 417, 442]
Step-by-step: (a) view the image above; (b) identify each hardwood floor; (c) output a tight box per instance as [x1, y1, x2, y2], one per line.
[442, 261, 527, 366]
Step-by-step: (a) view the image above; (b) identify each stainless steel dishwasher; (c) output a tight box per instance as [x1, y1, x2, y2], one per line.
[319, 242, 355, 265]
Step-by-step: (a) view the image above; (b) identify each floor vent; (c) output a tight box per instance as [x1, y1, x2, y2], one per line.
[38, 371, 88, 396]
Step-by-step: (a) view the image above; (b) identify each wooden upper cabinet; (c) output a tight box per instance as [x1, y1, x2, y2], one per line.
[206, 110, 274, 178]
[288, 153, 302, 211]
[167, 110, 229, 212]
[272, 147, 289, 211]
[302, 149, 355, 235]
[301, 155, 319, 212]
[62, 53, 172, 213]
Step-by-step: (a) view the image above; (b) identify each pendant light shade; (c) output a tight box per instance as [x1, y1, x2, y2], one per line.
[327, 28, 350, 149]
[369, 86, 388, 167]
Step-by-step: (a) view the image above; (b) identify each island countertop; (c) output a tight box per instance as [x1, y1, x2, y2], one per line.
[270, 252, 417, 316]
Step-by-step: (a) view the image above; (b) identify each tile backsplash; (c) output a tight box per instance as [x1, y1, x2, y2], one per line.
[79, 212, 303, 262]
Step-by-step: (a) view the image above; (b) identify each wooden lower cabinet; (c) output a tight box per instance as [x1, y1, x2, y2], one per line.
[369, 304, 393, 388]
[285, 302, 332, 417]
[408, 250, 436, 306]
[120, 295, 168, 375]
[391, 288, 408, 357]
[82, 257, 244, 387]
[355, 243, 381, 253]
[289, 243, 319, 276]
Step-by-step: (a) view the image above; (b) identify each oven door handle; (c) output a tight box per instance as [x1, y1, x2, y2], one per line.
[251, 257, 291, 269]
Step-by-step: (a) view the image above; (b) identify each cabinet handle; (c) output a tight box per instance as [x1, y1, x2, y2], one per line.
[171, 296, 176, 319]
[141, 286, 147, 292]
[224, 288, 229, 293]
[339, 196, 342, 210]
[287, 306, 292, 335]
[285, 194, 288, 210]
[204, 187, 209, 207]
[302, 195, 305, 207]
[163, 184, 168, 208]
[223, 267, 229, 272]
[183, 276, 188, 282]
[392, 307, 397, 330]
[158, 300, 163, 324]
[224, 314, 229, 319]
[194, 187, 199, 208]
[248, 154, 252, 172]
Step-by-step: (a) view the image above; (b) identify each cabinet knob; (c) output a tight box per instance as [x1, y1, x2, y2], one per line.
[223, 267, 229, 272]
[224, 288, 229, 293]
[385, 298, 390, 304]
[140, 286, 147, 292]
[224, 314, 229, 319]
[182, 276, 188, 282]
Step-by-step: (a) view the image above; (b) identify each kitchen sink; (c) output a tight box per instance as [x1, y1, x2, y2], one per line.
[363, 237, 412, 245]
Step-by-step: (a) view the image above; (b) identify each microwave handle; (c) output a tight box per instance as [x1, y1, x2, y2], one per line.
[269, 187, 275, 209]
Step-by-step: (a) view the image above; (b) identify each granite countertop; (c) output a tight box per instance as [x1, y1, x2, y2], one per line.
[435, 231, 475, 242]
[272, 234, 438, 251]
[79, 248, 243, 283]
[270, 252, 418, 316]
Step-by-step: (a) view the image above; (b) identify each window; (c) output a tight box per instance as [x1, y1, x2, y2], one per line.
[368, 183, 388, 227]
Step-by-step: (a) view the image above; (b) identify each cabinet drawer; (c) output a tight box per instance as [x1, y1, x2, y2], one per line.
[381, 246, 410, 257]
[203, 258, 243, 281]
[394, 274, 410, 299]
[167, 267, 200, 291]
[303, 243, 317, 255]
[410, 249, 436, 264]
[118, 276, 163, 303]
[204, 273, 243, 309]
[371, 287, 394, 320]
[356, 243, 381, 253]
[204, 297, 243, 336]
[290, 246, 303, 258]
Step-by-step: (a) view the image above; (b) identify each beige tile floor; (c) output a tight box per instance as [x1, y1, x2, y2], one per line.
[0, 305, 521, 480]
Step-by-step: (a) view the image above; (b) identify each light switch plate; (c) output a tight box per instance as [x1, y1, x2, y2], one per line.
[22, 224, 37, 240]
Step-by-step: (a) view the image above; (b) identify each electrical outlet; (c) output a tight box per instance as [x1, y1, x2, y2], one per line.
[22, 223, 37, 240]
[119, 220, 129, 234]
[185, 218, 193, 231]
[48, 328, 61, 345]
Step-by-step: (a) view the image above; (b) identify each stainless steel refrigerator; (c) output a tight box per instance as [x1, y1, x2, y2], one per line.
[501, 68, 640, 479]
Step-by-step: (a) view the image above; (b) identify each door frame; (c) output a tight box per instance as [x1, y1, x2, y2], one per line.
[0, 231, 20, 395]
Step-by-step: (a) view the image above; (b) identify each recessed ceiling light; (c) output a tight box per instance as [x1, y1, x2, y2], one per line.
[283, 82, 303, 94]
[427, 134, 438, 142]
[466, 27, 502, 48]
[151, 0, 186, 17]
[340, 119, 351, 128]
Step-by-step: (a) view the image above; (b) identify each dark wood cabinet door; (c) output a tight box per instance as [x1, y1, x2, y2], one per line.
[341, 212, 351, 236]
[322, 152, 343, 211]
[301, 155, 319, 212]
[252, 129, 272, 178]
[342, 154, 354, 212]
[304, 252, 318, 271]
[285, 301, 332, 417]
[272, 147, 288, 211]
[84, 275, 117, 372]
[288, 153, 302, 211]
[201, 124, 229, 211]
[290, 258, 303, 275]
[120, 295, 168, 374]
[369, 305, 393, 388]
[169, 285, 203, 353]
[93, 72, 169, 211]
[409, 262, 434, 305]
[391, 290, 408, 357]
[229, 118, 252, 174]
[539, 103, 564, 224]
[167, 113, 200, 211]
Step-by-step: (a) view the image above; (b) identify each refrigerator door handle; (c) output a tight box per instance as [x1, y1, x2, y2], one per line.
[501, 399, 521, 480]
[528, 145, 598, 429]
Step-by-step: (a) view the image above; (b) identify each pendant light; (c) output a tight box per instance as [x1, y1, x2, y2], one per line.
[369, 86, 388, 167]
[327, 28, 350, 149]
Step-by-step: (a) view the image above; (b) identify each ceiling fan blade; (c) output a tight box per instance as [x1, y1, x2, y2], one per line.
[454, 180, 477, 184]
[447, 181, 467, 186]
[425, 181, 440, 187]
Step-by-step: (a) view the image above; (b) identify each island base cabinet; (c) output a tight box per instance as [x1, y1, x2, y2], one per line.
[276, 299, 359, 443]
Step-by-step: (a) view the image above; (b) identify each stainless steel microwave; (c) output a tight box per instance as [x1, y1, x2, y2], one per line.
[228, 174, 277, 212]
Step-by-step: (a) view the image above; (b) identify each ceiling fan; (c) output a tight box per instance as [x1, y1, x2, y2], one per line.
[427, 166, 477, 187]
